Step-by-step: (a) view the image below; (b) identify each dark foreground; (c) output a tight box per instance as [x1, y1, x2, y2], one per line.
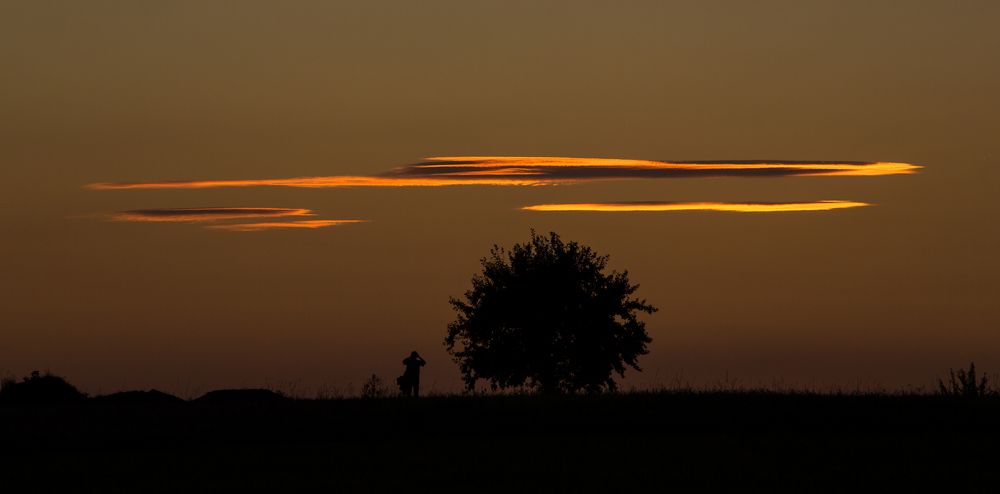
[3, 391, 998, 492]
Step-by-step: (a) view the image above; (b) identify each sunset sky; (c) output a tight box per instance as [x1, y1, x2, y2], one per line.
[2, 1, 997, 395]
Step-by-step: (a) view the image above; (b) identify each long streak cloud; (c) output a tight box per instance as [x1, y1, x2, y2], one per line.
[207, 220, 367, 231]
[109, 207, 366, 231]
[110, 207, 313, 222]
[88, 157, 920, 190]
[522, 200, 870, 213]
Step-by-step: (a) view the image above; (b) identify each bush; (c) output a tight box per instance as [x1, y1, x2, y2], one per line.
[361, 374, 387, 399]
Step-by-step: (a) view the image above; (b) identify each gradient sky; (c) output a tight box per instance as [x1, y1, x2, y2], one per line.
[2, 1, 998, 396]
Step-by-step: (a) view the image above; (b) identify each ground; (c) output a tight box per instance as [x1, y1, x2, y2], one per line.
[2, 392, 998, 492]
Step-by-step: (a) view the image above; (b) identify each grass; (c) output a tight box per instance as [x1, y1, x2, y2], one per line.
[938, 362, 995, 398]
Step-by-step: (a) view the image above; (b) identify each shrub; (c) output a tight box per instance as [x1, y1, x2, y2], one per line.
[361, 374, 387, 399]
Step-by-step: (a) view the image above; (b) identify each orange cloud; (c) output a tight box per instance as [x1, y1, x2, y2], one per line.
[89, 176, 542, 190]
[87, 157, 920, 190]
[413, 157, 920, 178]
[521, 200, 870, 213]
[110, 207, 313, 222]
[207, 220, 367, 232]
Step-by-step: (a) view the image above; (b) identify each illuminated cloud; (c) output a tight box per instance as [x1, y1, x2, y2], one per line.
[522, 200, 870, 213]
[397, 157, 921, 179]
[110, 207, 313, 222]
[207, 220, 367, 232]
[87, 157, 921, 190]
[107, 207, 365, 231]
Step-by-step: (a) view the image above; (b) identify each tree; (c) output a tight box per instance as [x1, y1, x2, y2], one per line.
[445, 231, 657, 394]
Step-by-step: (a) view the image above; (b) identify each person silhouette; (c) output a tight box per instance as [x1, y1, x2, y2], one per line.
[401, 351, 426, 397]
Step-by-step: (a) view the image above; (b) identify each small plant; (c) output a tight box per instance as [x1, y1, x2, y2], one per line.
[360, 374, 387, 399]
[938, 362, 992, 399]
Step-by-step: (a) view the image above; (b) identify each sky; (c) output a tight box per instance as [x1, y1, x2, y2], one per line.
[1, 1, 998, 396]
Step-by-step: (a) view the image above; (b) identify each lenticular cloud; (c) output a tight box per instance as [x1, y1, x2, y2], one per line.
[91, 156, 918, 230]
[88, 157, 921, 190]
[110, 207, 313, 222]
[521, 200, 870, 213]
[207, 220, 367, 232]
[108, 207, 366, 231]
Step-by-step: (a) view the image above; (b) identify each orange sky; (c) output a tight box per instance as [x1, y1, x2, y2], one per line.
[1, 1, 998, 395]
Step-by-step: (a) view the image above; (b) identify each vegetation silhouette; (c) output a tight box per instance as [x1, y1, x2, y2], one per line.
[938, 362, 994, 398]
[398, 351, 426, 397]
[362, 373, 389, 399]
[0, 370, 86, 405]
[445, 230, 657, 394]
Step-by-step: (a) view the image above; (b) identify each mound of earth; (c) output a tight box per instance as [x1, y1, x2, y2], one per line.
[95, 389, 185, 405]
[0, 372, 87, 405]
[194, 388, 288, 405]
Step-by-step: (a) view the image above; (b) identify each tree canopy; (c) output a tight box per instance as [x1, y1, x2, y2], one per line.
[445, 231, 656, 393]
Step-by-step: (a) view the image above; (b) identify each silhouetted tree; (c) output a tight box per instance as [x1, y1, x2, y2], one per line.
[445, 231, 657, 394]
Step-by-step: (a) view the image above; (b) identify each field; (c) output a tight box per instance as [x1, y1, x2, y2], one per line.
[3, 390, 999, 492]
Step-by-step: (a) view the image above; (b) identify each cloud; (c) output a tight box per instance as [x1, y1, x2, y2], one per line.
[206, 220, 367, 232]
[107, 207, 366, 231]
[87, 157, 921, 190]
[393, 157, 920, 179]
[110, 207, 313, 222]
[521, 200, 870, 213]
